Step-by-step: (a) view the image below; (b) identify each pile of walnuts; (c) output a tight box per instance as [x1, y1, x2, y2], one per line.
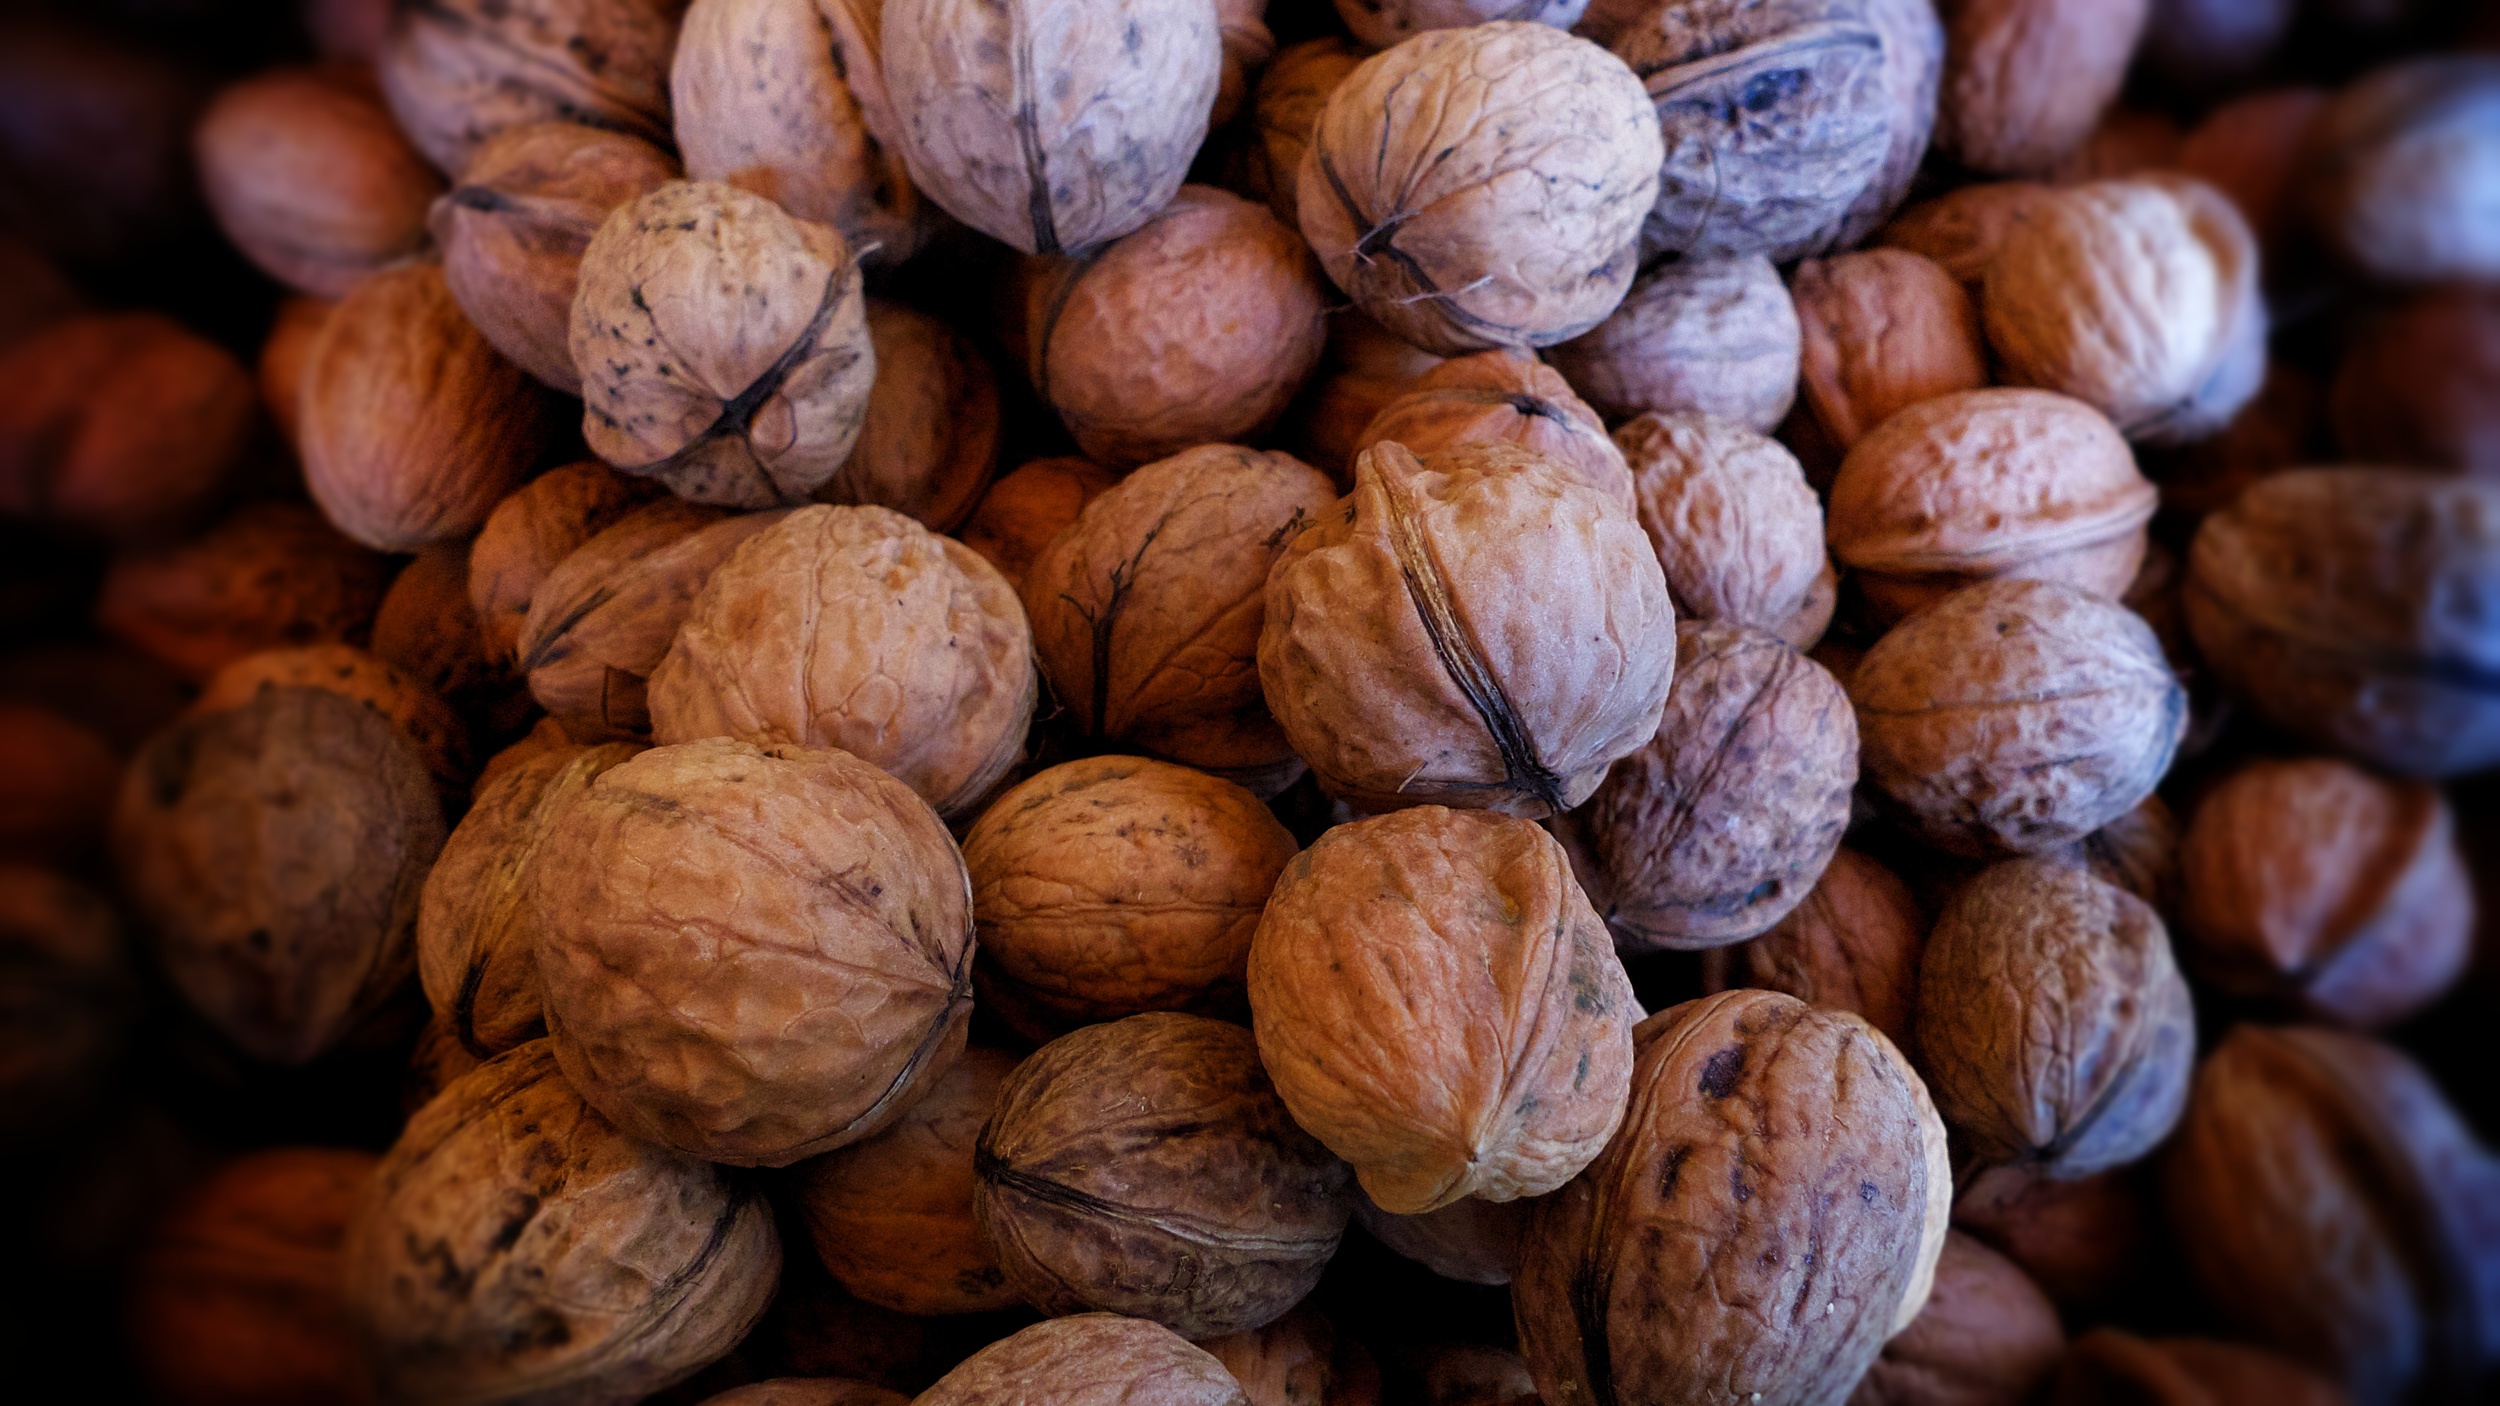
[1, 0, 2496, 1400]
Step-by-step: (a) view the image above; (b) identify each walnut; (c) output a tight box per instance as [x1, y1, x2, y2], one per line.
[373, 540, 526, 734]
[1935, 0, 2148, 175]
[1878, 180, 2058, 285]
[1790, 249, 1988, 465]
[2330, 284, 2500, 478]
[1351, 1190, 1528, 1286]
[379, 0, 683, 175]
[1850, 1232, 2065, 1406]
[916, 1315, 1249, 1406]
[1952, 1164, 2149, 1311]
[1547, 255, 1801, 433]
[2053, 1330, 2353, 1406]
[573, 181, 877, 508]
[1338, 0, 1588, 46]
[2183, 468, 2500, 777]
[882, 0, 1219, 255]
[1514, 990, 1952, 1406]
[702, 1381, 911, 1406]
[976, 1012, 1350, 1334]
[2179, 758, 2472, 1030]
[1243, 38, 1360, 232]
[2177, 88, 2329, 264]
[0, 866, 130, 1135]
[468, 461, 659, 668]
[1565, 621, 1856, 950]
[1297, 23, 1659, 355]
[1354, 351, 1631, 510]
[0, 312, 255, 544]
[258, 295, 330, 452]
[794, 1045, 1020, 1316]
[431, 121, 678, 394]
[307, 0, 388, 61]
[194, 643, 472, 797]
[1915, 859, 2194, 1178]
[2146, 360, 2319, 519]
[1249, 806, 1637, 1211]
[403, 1011, 482, 1114]
[344, 1041, 780, 1403]
[1203, 1308, 1380, 1406]
[955, 455, 1116, 591]
[112, 686, 445, 1064]
[1718, 846, 1925, 1049]
[0, 705, 118, 867]
[1259, 441, 1676, 817]
[2140, 0, 2294, 86]
[648, 505, 1033, 818]
[1850, 579, 2187, 857]
[1615, 412, 1834, 648]
[818, 300, 999, 532]
[2162, 1023, 2500, 1400]
[93, 501, 390, 682]
[2045, 107, 2184, 186]
[1024, 445, 1335, 792]
[2303, 57, 2500, 285]
[1289, 313, 1446, 485]
[194, 63, 439, 297]
[2063, 792, 2183, 922]
[965, 757, 1297, 1037]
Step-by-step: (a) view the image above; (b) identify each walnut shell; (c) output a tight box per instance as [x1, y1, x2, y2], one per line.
[916, 1315, 1248, 1406]
[1289, 313, 1447, 485]
[702, 1381, 910, 1406]
[378, 0, 683, 175]
[2177, 88, 2329, 264]
[1615, 412, 1834, 648]
[373, 539, 525, 732]
[2147, 360, 2320, 520]
[1935, 0, 2149, 175]
[1951, 1164, 2148, 1311]
[2063, 791, 2182, 922]
[1723, 845, 1925, 1049]
[344, 1041, 780, 1404]
[404, 1010, 483, 1114]
[259, 294, 331, 453]
[965, 756, 1297, 1035]
[2182, 468, 2500, 777]
[0, 866, 130, 1136]
[1259, 441, 1677, 818]
[1791, 248, 1989, 459]
[1849, 1231, 2065, 1406]
[194, 642, 472, 798]
[2331, 284, 2500, 479]
[2303, 57, 2500, 286]
[94, 501, 390, 683]
[1245, 38, 1361, 232]
[1211, 0, 1274, 129]
[2053, 1330, 2353, 1406]
[1201, 1307, 1377, 1406]
[1354, 351, 1632, 511]
[1352, 1190, 1529, 1286]
[1297, 23, 1659, 355]
[647, 505, 1034, 819]
[975, 1012, 1351, 1336]
[468, 461, 660, 668]
[882, 0, 1219, 255]
[529, 738, 975, 1166]
[2045, 106, 2187, 187]
[1850, 579, 2187, 857]
[817, 300, 999, 532]
[112, 686, 445, 1065]
[1547, 255, 1801, 433]
[1334, 0, 1585, 47]
[1877, 180, 2058, 285]
[955, 455, 1117, 591]
[1249, 806, 1638, 1212]
[0, 705, 118, 867]
[1513, 990, 1953, 1406]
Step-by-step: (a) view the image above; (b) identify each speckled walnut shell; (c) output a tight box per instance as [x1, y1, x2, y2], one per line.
[379, 0, 684, 175]
[1355, 351, 1632, 510]
[1297, 23, 1659, 356]
[1850, 1231, 2064, 1406]
[795, 1045, 1020, 1315]
[817, 300, 998, 532]
[1935, 0, 2147, 175]
[2330, 285, 2500, 480]
[2183, 468, 2500, 778]
[94, 501, 390, 683]
[647, 505, 1034, 819]
[1850, 579, 2187, 857]
[1547, 255, 1801, 432]
[955, 455, 1116, 591]
[1721, 846, 1924, 1049]
[0, 866, 128, 1135]
[1616, 412, 1834, 648]
[917, 1315, 1249, 1406]
[1024, 445, 1335, 792]
[343, 1041, 780, 1405]
[1353, 1189, 1529, 1286]
[2179, 758, 2473, 1031]
[1248, 806, 1638, 1212]
[1245, 38, 1360, 232]
[194, 63, 440, 297]
[1878, 180, 2058, 285]
[965, 757, 1297, 1036]
[2303, 57, 2500, 286]
[2053, 1330, 2353, 1406]
[882, 0, 1219, 255]
[468, 461, 660, 667]
[1259, 441, 1676, 817]
[529, 738, 975, 1166]
[432, 121, 679, 394]
[1791, 249, 1988, 459]
[1951, 1164, 2148, 1311]
[112, 686, 445, 1065]
[193, 642, 472, 798]
[1514, 990, 1953, 1406]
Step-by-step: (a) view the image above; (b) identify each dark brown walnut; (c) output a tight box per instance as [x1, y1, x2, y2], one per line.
[794, 1045, 1021, 1316]
[0, 704, 118, 867]
[0, 643, 192, 759]
[1402, 1344, 1539, 1406]
[193, 643, 472, 799]
[308, 0, 389, 61]
[1790, 249, 1989, 467]
[1719, 846, 1925, 1048]
[2303, 57, 2500, 286]
[701, 1380, 911, 1406]
[2063, 793, 2183, 922]
[1547, 256, 1801, 433]
[1851, 579, 2187, 857]
[93, 501, 390, 683]
[1297, 23, 1659, 355]
[2045, 106, 2185, 186]
[432, 121, 678, 394]
[917, 1315, 1249, 1406]
[112, 687, 445, 1065]
[378, 0, 684, 175]
[1026, 185, 1328, 469]
[1353, 1191, 1529, 1287]
[1514, 990, 1952, 1406]
[2184, 468, 2500, 777]
[2163, 1023, 2500, 1401]
[2331, 284, 2500, 479]
[0, 235, 79, 350]
[1878, 181, 2059, 285]
[467, 460, 659, 668]
[2180, 758, 2473, 1031]
[128, 1148, 377, 1406]
[2147, 361, 2320, 520]
[1849, 1231, 2065, 1406]
[1259, 441, 1676, 818]
[0, 866, 130, 1136]
[530, 738, 975, 1166]
[1024, 445, 1336, 792]
[258, 295, 331, 453]
[301, 261, 557, 552]
[416, 740, 643, 1058]
[1935, 0, 2149, 176]
[1917, 859, 2195, 1179]
[1952, 1164, 2148, 1311]
[1616, 412, 1834, 648]
[1211, 0, 1273, 129]
[817, 299, 999, 532]
[2053, 1330, 2354, 1406]
[1203, 1306, 1380, 1406]
[1288, 313, 1447, 486]
[343, 1041, 780, 1404]
[1243, 38, 1361, 233]
[1354, 352, 1633, 511]
[0, 312, 255, 545]
[2178, 89, 2329, 267]
[954, 456, 1116, 591]
[403, 1012, 482, 1115]
[974, 1012, 1353, 1337]
[647, 505, 1033, 819]
[1250, 807, 1638, 1212]
[372, 540, 496, 708]
[965, 757, 1297, 1036]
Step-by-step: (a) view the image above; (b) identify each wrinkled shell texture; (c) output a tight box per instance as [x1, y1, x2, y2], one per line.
[1732, 846, 1925, 1049]
[1029, 185, 1328, 468]
[112, 687, 443, 1066]
[819, 299, 1000, 532]
[974, 1013, 1353, 1338]
[1248, 806, 1639, 1213]
[882, 0, 1219, 255]
[1828, 388, 2155, 623]
[529, 738, 976, 1167]
[1547, 254, 1801, 432]
[1248, 38, 1361, 232]
[1849, 1231, 2064, 1406]
[2303, 57, 2500, 285]
[647, 505, 1034, 819]
[1355, 351, 1633, 510]
[468, 460, 658, 667]
[1935, 0, 2147, 175]
[1571, 621, 1857, 950]
[965, 757, 1297, 1033]
[194, 641, 471, 795]
[1335, 0, 1587, 49]
[917, 1314, 1248, 1406]
[344, 1042, 780, 1405]
[1878, 180, 2058, 284]
[1024, 445, 1336, 790]
[379, 0, 683, 175]
[1199, 1307, 1368, 1406]
[1851, 579, 2187, 857]
[1915, 859, 2195, 1179]
[194, 63, 440, 297]
[94, 501, 390, 683]
[2183, 469, 2500, 777]
[1791, 248, 1988, 452]
[1616, 412, 1833, 648]
[2331, 286, 2500, 480]
[573, 181, 876, 508]
[955, 455, 1116, 590]
[1515, 990, 1951, 1406]
[1296, 23, 1661, 355]
[1259, 442, 1676, 818]
[2054, 1331, 2352, 1406]
[1354, 1190, 1530, 1286]
[2180, 758, 2473, 1030]
[371, 539, 509, 722]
